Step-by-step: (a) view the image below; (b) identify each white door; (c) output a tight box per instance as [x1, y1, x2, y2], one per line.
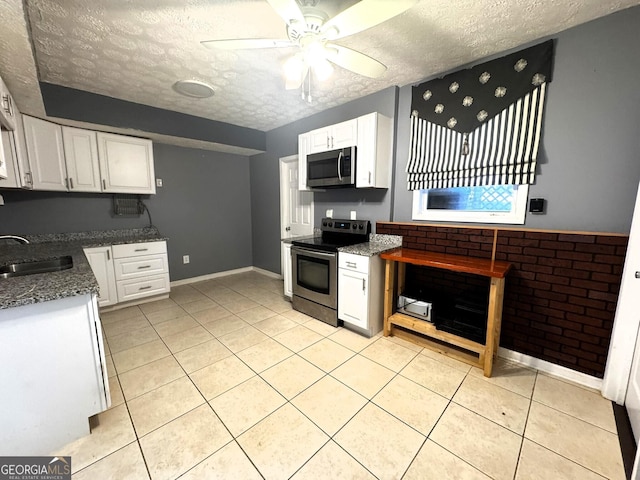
[280, 154, 313, 239]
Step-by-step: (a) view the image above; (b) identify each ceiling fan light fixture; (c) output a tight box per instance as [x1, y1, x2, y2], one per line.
[312, 58, 333, 81]
[172, 80, 215, 98]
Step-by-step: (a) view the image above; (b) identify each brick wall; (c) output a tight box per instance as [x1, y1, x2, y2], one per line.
[377, 222, 628, 378]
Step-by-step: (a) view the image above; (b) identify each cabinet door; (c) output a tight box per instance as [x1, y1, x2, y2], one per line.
[331, 119, 358, 149]
[356, 112, 392, 188]
[63, 127, 101, 192]
[13, 111, 33, 189]
[22, 115, 67, 191]
[308, 127, 331, 154]
[0, 130, 7, 179]
[0, 131, 19, 187]
[282, 242, 293, 298]
[338, 268, 369, 329]
[84, 247, 117, 307]
[97, 133, 156, 194]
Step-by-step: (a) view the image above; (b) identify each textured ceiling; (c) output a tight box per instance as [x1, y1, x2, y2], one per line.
[1, 0, 639, 141]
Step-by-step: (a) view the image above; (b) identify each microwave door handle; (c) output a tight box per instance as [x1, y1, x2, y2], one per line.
[337, 150, 343, 181]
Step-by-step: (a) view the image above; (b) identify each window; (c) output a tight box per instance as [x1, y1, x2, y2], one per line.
[412, 184, 529, 224]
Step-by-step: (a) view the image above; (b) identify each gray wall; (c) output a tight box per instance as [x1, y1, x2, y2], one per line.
[0, 143, 253, 280]
[393, 7, 640, 233]
[250, 87, 398, 274]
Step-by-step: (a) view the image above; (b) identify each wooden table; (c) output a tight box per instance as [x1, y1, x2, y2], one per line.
[380, 248, 512, 377]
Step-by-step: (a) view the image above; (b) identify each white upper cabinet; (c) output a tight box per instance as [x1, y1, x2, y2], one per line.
[97, 133, 156, 194]
[22, 115, 67, 191]
[62, 126, 101, 193]
[356, 112, 393, 189]
[298, 112, 393, 190]
[308, 118, 358, 154]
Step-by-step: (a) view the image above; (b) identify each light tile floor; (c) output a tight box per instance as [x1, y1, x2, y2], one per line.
[56, 271, 627, 479]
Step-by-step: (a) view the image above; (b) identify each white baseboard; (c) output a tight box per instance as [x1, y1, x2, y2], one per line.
[252, 267, 282, 280]
[170, 266, 281, 287]
[498, 347, 603, 391]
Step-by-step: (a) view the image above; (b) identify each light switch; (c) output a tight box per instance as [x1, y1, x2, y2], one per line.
[156, 178, 163, 187]
[326, 209, 333, 218]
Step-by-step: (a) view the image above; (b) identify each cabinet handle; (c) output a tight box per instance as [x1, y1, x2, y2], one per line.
[25, 172, 33, 186]
[69, 177, 74, 189]
[362, 278, 366, 291]
[137, 265, 151, 269]
[134, 248, 148, 252]
[102, 179, 106, 190]
[331, 136, 334, 148]
[368, 171, 371, 184]
[64, 178, 68, 189]
[2, 94, 10, 114]
[346, 261, 357, 268]
[326, 136, 329, 148]
[107, 249, 110, 261]
[138, 286, 152, 291]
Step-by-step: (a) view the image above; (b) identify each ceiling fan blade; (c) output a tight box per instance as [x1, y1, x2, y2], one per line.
[328, 44, 387, 78]
[201, 38, 293, 50]
[322, 0, 419, 39]
[285, 65, 309, 90]
[266, 0, 306, 26]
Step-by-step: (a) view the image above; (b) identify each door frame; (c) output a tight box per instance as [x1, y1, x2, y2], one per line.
[603, 181, 640, 404]
[279, 154, 314, 239]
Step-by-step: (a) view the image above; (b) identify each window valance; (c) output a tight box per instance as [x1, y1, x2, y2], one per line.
[407, 40, 554, 190]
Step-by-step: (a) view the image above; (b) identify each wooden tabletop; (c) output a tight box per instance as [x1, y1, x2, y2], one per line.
[380, 248, 512, 278]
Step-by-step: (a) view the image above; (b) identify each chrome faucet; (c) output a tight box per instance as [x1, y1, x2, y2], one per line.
[0, 235, 30, 244]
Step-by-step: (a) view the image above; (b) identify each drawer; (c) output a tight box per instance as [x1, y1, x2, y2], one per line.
[339, 252, 369, 274]
[114, 253, 168, 280]
[112, 241, 166, 259]
[116, 273, 170, 303]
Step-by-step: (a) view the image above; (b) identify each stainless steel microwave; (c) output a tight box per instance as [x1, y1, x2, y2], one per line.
[307, 146, 356, 188]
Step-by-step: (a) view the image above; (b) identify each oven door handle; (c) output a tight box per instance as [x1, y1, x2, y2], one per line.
[292, 246, 336, 259]
[337, 150, 343, 181]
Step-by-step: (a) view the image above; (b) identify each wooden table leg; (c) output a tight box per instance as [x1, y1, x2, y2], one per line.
[383, 259, 395, 337]
[484, 277, 505, 377]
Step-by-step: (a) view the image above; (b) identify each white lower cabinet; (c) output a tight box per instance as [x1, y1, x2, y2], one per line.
[338, 252, 384, 337]
[84, 240, 169, 307]
[112, 241, 169, 303]
[83, 246, 117, 307]
[0, 294, 110, 455]
[282, 241, 292, 298]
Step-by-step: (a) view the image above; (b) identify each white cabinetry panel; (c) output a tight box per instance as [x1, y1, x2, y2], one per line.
[23, 115, 67, 191]
[63, 126, 101, 192]
[83, 246, 117, 307]
[98, 133, 155, 194]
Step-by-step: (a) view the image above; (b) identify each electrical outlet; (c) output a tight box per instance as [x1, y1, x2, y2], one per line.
[156, 178, 163, 187]
[182, 255, 190, 264]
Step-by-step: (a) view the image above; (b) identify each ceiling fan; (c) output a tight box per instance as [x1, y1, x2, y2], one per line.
[201, 0, 418, 93]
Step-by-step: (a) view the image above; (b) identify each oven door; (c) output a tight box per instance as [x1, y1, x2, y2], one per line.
[291, 246, 337, 309]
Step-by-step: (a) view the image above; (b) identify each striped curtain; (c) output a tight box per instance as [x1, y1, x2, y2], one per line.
[407, 83, 547, 190]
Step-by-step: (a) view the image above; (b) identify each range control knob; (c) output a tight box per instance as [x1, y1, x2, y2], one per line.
[322, 222, 327, 227]
[359, 224, 364, 230]
[328, 222, 333, 227]
[352, 224, 357, 229]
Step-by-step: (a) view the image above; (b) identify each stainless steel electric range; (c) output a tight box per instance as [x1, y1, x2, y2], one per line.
[291, 218, 370, 326]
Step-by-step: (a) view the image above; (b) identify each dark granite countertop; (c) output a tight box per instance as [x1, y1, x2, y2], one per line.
[0, 228, 166, 310]
[338, 234, 403, 257]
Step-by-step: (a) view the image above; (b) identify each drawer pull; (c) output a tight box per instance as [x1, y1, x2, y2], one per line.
[134, 248, 148, 252]
[346, 261, 357, 268]
[138, 286, 152, 291]
[137, 265, 151, 269]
